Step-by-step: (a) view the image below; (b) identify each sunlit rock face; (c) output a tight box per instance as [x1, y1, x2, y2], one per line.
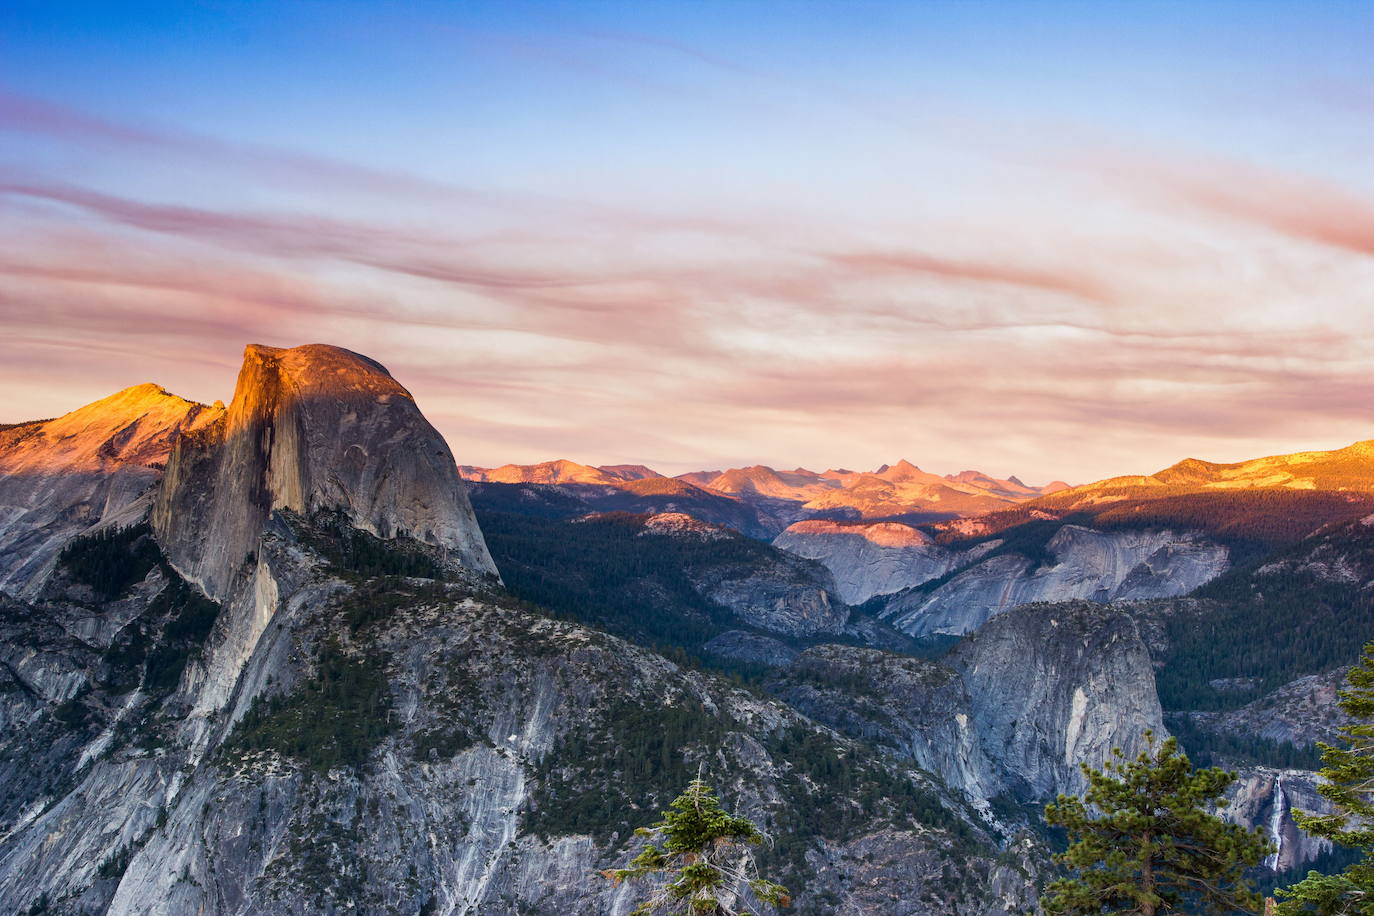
[152, 344, 496, 599]
[885, 526, 1229, 637]
[774, 519, 997, 604]
[1041, 440, 1374, 511]
[0, 384, 224, 596]
[0, 343, 1047, 915]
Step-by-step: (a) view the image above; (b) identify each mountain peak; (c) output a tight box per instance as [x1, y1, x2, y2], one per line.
[0, 381, 225, 595]
[3, 382, 223, 474]
[153, 343, 496, 598]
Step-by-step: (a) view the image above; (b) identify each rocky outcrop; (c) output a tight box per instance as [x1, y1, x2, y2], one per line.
[773, 520, 998, 604]
[0, 385, 223, 597]
[1186, 668, 1354, 749]
[0, 345, 1047, 915]
[770, 645, 1005, 806]
[1226, 768, 1333, 873]
[692, 564, 845, 638]
[759, 601, 1167, 811]
[152, 344, 496, 600]
[884, 526, 1228, 636]
[701, 630, 800, 667]
[0, 519, 1030, 916]
[948, 601, 1166, 799]
[629, 512, 850, 638]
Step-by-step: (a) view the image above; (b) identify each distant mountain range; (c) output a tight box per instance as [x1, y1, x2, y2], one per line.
[4, 343, 1372, 910]
[459, 458, 1070, 534]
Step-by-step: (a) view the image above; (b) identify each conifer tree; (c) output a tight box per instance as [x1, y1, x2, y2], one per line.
[1277, 643, 1374, 915]
[605, 778, 789, 915]
[1043, 731, 1271, 915]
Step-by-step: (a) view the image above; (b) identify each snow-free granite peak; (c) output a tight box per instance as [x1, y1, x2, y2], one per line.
[152, 343, 497, 600]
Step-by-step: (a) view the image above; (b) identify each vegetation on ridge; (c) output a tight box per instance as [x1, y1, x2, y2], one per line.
[1277, 643, 1374, 914]
[1044, 731, 1270, 915]
[59, 523, 161, 600]
[225, 639, 393, 773]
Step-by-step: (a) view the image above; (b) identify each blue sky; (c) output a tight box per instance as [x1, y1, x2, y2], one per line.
[3, 1, 1373, 481]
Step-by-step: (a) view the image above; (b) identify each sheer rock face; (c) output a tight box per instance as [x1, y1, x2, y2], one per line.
[762, 602, 1166, 808]
[948, 601, 1165, 799]
[883, 526, 1228, 637]
[774, 520, 998, 604]
[1227, 768, 1334, 873]
[0, 385, 223, 597]
[0, 528, 1027, 916]
[152, 344, 496, 600]
[770, 645, 1006, 805]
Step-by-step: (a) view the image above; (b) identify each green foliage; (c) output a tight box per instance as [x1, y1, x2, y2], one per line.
[761, 725, 976, 877]
[77, 534, 223, 701]
[1159, 580, 1374, 712]
[1278, 643, 1374, 914]
[474, 510, 741, 650]
[226, 640, 393, 772]
[1165, 713, 1322, 771]
[1089, 490, 1372, 566]
[335, 576, 450, 633]
[607, 779, 789, 916]
[97, 844, 134, 880]
[52, 694, 93, 728]
[411, 725, 478, 761]
[142, 574, 223, 693]
[926, 493, 1374, 715]
[296, 512, 448, 580]
[59, 524, 160, 600]
[524, 699, 732, 843]
[1043, 732, 1270, 916]
[1255, 846, 1361, 904]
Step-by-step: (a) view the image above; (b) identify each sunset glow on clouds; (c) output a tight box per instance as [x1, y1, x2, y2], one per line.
[3, 1, 1373, 483]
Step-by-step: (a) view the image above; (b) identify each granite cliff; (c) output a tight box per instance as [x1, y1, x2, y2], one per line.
[778, 519, 1228, 636]
[152, 344, 496, 601]
[0, 345, 1039, 915]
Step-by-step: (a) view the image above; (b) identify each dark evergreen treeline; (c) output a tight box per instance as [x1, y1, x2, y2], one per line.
[58, 524, 161, 600]
[524, 698, 975, 898]
[226, 639, 393, 772]
[57, 526, 224, 704]
[524, 698, 731, 842]
[1156, 575, 1374, 711]
[761, 725, 976, 878]
[1156, 519, 1374, 711]
[474, 509, 756, 652]
[1164, 713, 1322, 770]
[294, 511, 449, 580]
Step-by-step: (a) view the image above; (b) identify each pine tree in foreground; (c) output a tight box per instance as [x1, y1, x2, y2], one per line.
[1043, 731, 1271, 916]
[1277, 643, 1374, 915]
[604, 778, 789, 915]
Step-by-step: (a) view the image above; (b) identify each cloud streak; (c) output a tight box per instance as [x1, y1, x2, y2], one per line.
[5, 68, 1374, 483]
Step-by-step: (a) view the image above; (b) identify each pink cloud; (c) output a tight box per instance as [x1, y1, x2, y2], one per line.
[819, 249, 1114, 302]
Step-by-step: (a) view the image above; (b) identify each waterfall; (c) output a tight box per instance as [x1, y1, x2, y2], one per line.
[1265, 774, 1287, 871]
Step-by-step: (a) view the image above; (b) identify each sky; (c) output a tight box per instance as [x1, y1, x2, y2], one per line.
[2, 1, 1373, 484]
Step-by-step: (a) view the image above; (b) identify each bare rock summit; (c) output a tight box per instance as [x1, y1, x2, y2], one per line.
[152, 344, 496, 599]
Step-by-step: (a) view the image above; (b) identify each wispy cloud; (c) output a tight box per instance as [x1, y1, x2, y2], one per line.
[819, 249, 1113, 302]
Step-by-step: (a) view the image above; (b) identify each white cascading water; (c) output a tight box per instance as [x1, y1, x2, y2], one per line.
[1265, 774, 1287, 870]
